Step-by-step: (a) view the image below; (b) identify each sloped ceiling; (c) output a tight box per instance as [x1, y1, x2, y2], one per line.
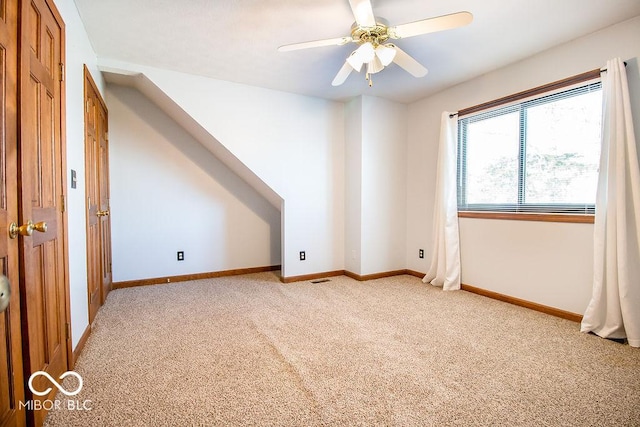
[74, 0, 640, 103]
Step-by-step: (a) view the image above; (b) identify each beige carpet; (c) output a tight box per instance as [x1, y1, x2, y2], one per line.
[44, 273, 639, 426]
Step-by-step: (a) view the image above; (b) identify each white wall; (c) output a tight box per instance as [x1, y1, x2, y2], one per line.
[458, 220, 594, 314]
[360, 96, 407, 275]
[344, 98, 363, 274]
[57, 0, 103, 349]
[343, 96, 407, 276]
[107, 85, 280, 281]
[405, 106, 438, 274]
[407, 16, 640, 314]
[99, 60, 346, 279]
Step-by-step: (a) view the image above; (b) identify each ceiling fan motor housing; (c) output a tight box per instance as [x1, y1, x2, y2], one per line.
[350, 18, 391, 46]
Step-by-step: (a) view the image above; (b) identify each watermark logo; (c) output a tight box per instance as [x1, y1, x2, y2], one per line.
[28, 371, 83, 396]
[20, 371, 92, 412]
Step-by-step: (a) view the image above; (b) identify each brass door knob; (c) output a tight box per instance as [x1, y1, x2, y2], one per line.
[0, 275, 10, 313]
[9, 221, 33, 239]
[33, 221, 47, 233]
[97, 210, 110, 217]
[8, 220, 46, 239]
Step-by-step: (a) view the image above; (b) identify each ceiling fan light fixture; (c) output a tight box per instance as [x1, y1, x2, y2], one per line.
[367, 55, 384, 75]
[354, 42, 375, 63]
[375, 44, 396, 66]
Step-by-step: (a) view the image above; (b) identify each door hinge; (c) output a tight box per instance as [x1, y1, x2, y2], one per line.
[59, 63, 65, 82]
[105, 131, 108, 140]
[86, 100, 90, 113]
[65, 323, 71, 340]
[61, 195, 66, 213]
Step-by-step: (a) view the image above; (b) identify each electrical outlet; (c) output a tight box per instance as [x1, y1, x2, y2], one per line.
[299, 251, 306, 261]
[177, 251, 184, 261]
[419, 249, 424, 259]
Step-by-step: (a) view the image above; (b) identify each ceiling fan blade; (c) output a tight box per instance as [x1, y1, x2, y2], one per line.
[389, 44, 428, 77]
[348, 0, 376, 27]
[278, 36, 352, 52]
[389, 11, 473, 39]
[332, 61, 353, 86]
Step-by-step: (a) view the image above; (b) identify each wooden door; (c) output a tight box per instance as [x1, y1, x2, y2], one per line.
[84, 68, 110, 324]
[19, 0, 68, 425]
[0, 0, 25, 425]
[97, 106, 112, 301]
[84, 70, 100, 323]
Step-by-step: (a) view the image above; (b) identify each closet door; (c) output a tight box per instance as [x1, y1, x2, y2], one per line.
[0, 0, 24, 425]
[85, 67, 111, 324]
[19, 0, 68, 425]
[97, 105, 111, 302]
[84, 72, 100, 323]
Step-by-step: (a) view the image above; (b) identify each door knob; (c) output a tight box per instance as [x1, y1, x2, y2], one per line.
[9, 221, 33, 239]
[8, 220, 47, 239]
[0, 275, 10, 313]
[97, 210, 110, 217]
[33, 221, 47, 233]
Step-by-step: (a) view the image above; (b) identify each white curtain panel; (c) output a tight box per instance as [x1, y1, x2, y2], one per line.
[581, 58, 640, 347]
[423, 112, 461, 291]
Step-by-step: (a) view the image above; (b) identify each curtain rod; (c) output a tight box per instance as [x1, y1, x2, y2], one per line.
[600, 61, 627, 73]
[448, 61, 627, 119]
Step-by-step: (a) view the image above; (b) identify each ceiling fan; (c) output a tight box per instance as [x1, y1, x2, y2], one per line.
[278, 0, 473, 87]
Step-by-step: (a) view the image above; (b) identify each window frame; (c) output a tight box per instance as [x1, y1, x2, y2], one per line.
[455, 69, 602, 224]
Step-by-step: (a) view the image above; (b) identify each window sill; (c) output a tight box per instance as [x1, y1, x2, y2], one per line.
[458, 211, 594, 224]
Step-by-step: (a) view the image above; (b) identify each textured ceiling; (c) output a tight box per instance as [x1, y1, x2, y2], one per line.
[73, 0, 640, 103]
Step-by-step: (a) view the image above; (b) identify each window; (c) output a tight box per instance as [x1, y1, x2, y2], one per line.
[457, 79, 602, 216]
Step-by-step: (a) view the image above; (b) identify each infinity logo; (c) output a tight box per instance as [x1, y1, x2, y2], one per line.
[28, 371, 84, 397]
